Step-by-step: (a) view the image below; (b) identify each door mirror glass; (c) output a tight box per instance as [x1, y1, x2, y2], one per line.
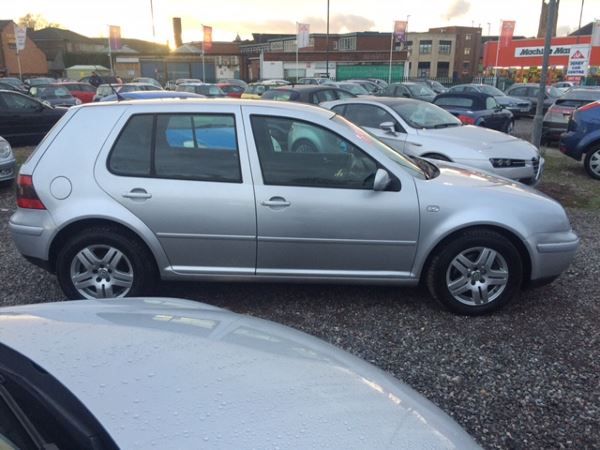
[379, 121, 396, 134]
[373, 168, 391, 191]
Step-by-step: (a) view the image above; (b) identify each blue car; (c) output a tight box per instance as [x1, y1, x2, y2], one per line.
[433, 92, 514, 134]
[559, 101, 600, 179]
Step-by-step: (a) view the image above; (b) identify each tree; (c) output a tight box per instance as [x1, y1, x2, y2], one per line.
[17, 13, 61, 30]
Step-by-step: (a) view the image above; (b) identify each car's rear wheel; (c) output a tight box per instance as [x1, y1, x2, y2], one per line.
[56, 226, 155, 300]
[583, 145, 600, 180]
[426, 229, 522, 315]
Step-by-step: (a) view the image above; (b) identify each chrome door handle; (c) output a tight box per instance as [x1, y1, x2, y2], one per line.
[122, 189, 152, 200]
[261, 197, 291, 207]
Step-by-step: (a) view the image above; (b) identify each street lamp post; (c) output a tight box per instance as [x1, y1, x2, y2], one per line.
[325, 0, 330, 78]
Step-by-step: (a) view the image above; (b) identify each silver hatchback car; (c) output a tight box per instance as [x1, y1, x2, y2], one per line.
[10, 100, 579, 314]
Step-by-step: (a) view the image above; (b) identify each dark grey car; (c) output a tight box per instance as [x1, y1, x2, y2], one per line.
[505, 83, 563, 115]
[29, 85, 81, 107]
[448, 84, 531, 117]
[381, 82, 437, 102]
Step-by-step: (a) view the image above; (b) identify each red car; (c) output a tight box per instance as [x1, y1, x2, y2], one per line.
[57, 82, 97, 103]
[217, 83, 245, 98]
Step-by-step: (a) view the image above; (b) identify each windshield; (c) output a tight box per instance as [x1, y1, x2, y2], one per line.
[391, 102, 462, 129]
[331, 115, 426, 179]
[479, 85, 505, 96]
[407, 84, 436, 96]
[339, 84, 369, 95]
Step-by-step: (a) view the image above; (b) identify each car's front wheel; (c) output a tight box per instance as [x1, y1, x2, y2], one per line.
[426, 229, 522, 315]
[583, 145, 600, 180]
[56, 226, 156, 300]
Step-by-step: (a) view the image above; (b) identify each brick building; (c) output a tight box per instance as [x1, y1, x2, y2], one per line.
[405, 32, 456, 79]
[428, 26, 482, 79]
[0, 20, 48, 77]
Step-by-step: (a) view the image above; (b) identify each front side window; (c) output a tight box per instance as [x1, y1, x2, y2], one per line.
[0, 93, 41, 110]
[250, 115, 378, 189]
[109, 114, 241, 182]
[486, 97, 499, 110]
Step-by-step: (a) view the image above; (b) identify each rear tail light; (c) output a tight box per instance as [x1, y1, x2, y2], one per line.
[16, 175, 46, 209]
[458, 114, 476, 125]
[578, 101, 600, 112]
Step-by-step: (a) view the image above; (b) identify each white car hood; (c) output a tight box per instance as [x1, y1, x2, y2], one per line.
[415, 125, 539, 160]
[0, 298, 479, 450]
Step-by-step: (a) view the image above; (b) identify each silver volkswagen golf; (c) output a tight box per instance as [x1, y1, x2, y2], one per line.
[10, 99, 579, 314]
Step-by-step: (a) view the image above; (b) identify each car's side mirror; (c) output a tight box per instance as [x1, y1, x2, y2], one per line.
[373, 168, 391, 191]
[379, 121, 396, 134]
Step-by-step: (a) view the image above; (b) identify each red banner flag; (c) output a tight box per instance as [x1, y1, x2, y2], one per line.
[500, 21, 515, 48]
[203, 25, 212, 52]
[108, 25, 121, 51]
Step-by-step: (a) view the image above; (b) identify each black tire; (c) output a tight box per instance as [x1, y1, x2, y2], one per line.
[426, 229, 523, 315]
[56, 226, 156, 300]
[583, 145, 600, 180]
[422, 153, 451, 162]
[292, 139, 318, 153]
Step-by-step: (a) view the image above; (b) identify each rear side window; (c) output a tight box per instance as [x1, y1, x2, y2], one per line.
[109, 114, 241, 183]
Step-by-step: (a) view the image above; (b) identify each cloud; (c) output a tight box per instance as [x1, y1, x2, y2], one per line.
[444, 0, 471, 21]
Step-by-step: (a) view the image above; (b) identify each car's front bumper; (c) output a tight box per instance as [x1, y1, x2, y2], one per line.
[528, 230, 580, 281]
[0, 157, 16, 182]
[453, 156, 544, 185]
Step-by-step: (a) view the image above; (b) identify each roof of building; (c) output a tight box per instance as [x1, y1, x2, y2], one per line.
[0, 20, 14, 31]
[569, 22, 593, 36]
[31, 27, 93, 43]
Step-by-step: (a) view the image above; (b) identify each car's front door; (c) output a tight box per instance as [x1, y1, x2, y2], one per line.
[331, 103, 408, 152]
[486, 96, 504, 130]
[242, 108, 420, 279]
[95, 106, 257, 275]
[0, 92, 51, 145]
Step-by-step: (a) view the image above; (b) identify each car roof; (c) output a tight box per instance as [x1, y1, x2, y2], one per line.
[435, 92, 492, 99]
[0, 298, 477, 449]
[269, 85, 343, 92]
[328, 96, 424, 107]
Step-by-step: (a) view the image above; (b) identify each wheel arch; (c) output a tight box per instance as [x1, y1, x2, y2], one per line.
[48, 218, 160, 277]
[418, 224, 532, 287]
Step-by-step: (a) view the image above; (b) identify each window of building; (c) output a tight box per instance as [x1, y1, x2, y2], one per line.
[436, 61, 450, 78]
[338, 36, 357, 51]
[405, 40, 413, 52]
[464, 47, 471, 55]
[439, 40, 452, 55]
[462, 62, 470, 72]
[250, 116, 378, 189]
[465, 34, 472, 40]
[418, 61, 431, 78]
[419, 40, 432, 54]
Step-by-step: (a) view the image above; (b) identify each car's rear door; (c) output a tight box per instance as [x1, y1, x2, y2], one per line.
[95, 104, 257, 276]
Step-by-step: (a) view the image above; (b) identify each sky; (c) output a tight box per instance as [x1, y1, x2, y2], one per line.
[4, 0, 599, 45]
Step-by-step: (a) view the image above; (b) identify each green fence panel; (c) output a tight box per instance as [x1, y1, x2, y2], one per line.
[337, 64, 404, 82]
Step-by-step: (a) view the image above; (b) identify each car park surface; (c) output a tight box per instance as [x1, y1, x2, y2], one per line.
[322, 97, 541, 183]
[9, 99, 577, 315]
[0, 297, 480, 449]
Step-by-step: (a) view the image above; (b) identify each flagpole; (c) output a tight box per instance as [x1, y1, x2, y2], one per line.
[108, 35, 114, 75]
[388, 25, 394, 84]
[494, 20, 501, 86]
[296, 35, 299, 84]
[16, 49, 22, 80]
[202, 26, 206, 82]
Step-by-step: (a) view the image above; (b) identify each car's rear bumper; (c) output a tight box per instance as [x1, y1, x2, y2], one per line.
[0, 158, 16, 182]
[529, 230, 579, 281]
[542, 121, 568, 140]
[9, 209, 55, 266]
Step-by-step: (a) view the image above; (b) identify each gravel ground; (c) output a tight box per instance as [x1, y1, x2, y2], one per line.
[1, 124, 599, 449]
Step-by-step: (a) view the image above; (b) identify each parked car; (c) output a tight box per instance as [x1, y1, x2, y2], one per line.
[0, 77, 29, 93]
[505, 83, 563, 115]
[0, 136, 16, 185]
[448, 84, 531, 117]
[0, 90, 67, 146]
[0, 80, 20, 91]
[418, 79, 448, 94]
[297, 77, 334, 85]
[10, 99, 577, 314]
[175, 78, 203, 86]
[261, 79, 291, 86]
[100, 91, 205, 102]
[543, 88, 600, 142]
[176, 83, 226, 98]
[24, 77, 55, 87]
[330, 82, 371, 96]
[217, 82, 245, 98]
[217, 78, 248, 89]
[0, 298, 481, 448]
[93, 83, 161, 102]
[552, 81, 575, 95]
[322, 97, 541, 184]
[345, 79, 382, 94]
[381, 82, 437, 102]
[241, 82, 271, 99]
[368, 78, 389, 89]
[560, 101, 600, 179]
[261, 85, 356, 104]
[29, 84, 82, 107]
[79, 75, 120, 85]
[433, 92, 514, 134]
[131, 77, 162, 88]
[57, 82, 97, 103]
[164, 80, 177, 90]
